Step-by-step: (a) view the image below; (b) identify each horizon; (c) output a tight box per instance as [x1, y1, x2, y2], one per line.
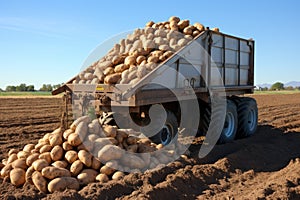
[0, 1, 299, 89]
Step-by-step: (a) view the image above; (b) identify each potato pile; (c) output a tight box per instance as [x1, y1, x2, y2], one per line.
[73, 16, 219, 85]
[0, 115, 183, 193]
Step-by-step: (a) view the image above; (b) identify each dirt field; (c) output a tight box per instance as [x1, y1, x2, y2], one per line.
[0, 94, 300, 199]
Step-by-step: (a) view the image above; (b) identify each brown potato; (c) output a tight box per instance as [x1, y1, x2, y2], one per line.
[17, 151, 30, 159]
[100, 165, 115, 176]
[77, 169, 98, 185]
[25, 166, 35, 184]
[50, 145, 64, 161]
[12, 159, 27, 169]
[48, 177, 80, 193]
[169, 16, 180, 23]
[10, 168, 26, 187]
[178, 20, 190, 30]
[32, 171, 48, 193]
[23, 144, 35, 153]
[32, 159, 49, 171]
[126, 136, 138, 145]
[104, 73, 121, 84]
[41, 166, 71, 179]
[114, 63, 128, 73]
[194, 22, 205, 31]
[39, 152, 52, 164]
[8, 149, 19, 157]
[7, 153, 18, 164]
[62, 141, 73, 151]
[0, 163, 12, 178]
[52, 160, 68, 168]
[103, 125, 117, 138]
[26, 153, 40, 167]
[91, 157, 102, 170]
[96, 173, 109, 183]
[78, 150, 92, 167]
[63, 129, 74, 140]
[49, 134, 63, 147]
[103, 67, 114, 76]
[39, 145, 52, 154]
[70, 160, 83, 176]
[68, 133, 82, 147]
[112, 171, 125, 180]
[65, 150, 78, 164]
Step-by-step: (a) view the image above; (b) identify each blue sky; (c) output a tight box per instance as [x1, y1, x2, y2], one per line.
[0, 0, 299, 89]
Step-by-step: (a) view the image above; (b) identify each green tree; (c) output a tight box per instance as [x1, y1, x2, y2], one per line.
[5, 86, 16, 92]
[285, 86, 294, 91]
[40, 84, 53, 91]
[270, 82, 284, 91]
[26, 85, 35, 91]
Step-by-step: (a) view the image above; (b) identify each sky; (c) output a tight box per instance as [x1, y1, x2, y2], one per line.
[0, 0, 299, 90]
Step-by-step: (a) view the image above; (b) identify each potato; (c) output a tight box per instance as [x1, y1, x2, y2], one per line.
[112, 55, 125, 65]
[97, 145, 124, 163]
[114, 64, 128, 73]
[39, 152, 52, 164]
[7, 153, 18, 164]
[79, 140, 94, 152]
[103, 67, 114, 76]
[68, 133, 82, 147]
[75, 121, 88, 139]
[62, 141, 73, 151]
[84, 72, 93, 80]
[52, 127, 63, 137]
[17, 151, 30, 159]
[32, 171, 48, 193]
[126, 136, 138, 145]
[138, 143, 156, 153]
[77, 169, 98, 185]
[169, 16, 180, 23]
[50, 145, 64, 161]
[0, 163, 4, 170]
[146, 21, 154, 27]
[65, 150, 78, 164]
[112, 171, 125, 180]
[100, 165, 115, 176]
[116, 131, 128, 143]
[63, 129, 74, 140]
[26, 153, 40, 166]
[49, 134, 63, 147]
[104, 73, 121, 84]
[103, 125, 117, 138]
[126, 144, 138, 153]
[32, 159, 49, 171]
[178, 20, 189, 30]
[70, 160, 83, 176]
[25, 166, 35, 184]
[91, 157, 102, 170]
[23, 144, 35, 153]
[193, 22, 205, 31]
[52, 160, 68, 169]
[212, 27, 220, 32]
[70, 116, 90, 131]
[1, 163, 12, 177]
[8, 149, 19, 157]
[77, 150, 92, 167]
[39, 145, 52, 153]
[120, 154, 146, 169]
[12, 159, 27, 169]
[96, 173, 109, 183]
[48, 177, 80, 193]
[178, 38, 189, 47]
[41, 166, 71, 179]
[193, 30, 201, 37]
[10, 168, 26, 187]
[156, 143, 164, 150]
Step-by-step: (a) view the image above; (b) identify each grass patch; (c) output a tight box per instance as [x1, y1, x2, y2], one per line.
[0, 91, 52, 96]
[254, 90, 300, 95]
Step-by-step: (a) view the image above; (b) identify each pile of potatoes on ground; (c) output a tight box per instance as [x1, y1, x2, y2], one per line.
[73, 16, 219, 85]
[0, 115, 185, 193]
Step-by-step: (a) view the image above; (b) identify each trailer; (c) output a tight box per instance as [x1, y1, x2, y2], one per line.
[53, 29, 257, 145]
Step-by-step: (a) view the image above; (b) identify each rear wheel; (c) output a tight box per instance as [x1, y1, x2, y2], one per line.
[236, 97, 258, 138]
[150, 110, 178, 145]
[218, 100, 238, 144]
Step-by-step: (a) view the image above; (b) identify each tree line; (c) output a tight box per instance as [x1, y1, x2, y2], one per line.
[259, 82, 300, 91]
[2, 83, 63, 92]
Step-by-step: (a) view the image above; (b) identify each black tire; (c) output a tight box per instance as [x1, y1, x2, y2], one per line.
[150, 110, 178, 145]
[218, 100, 238, 144]
[236, 97, 258, 138]
[198, 105, 211, 136]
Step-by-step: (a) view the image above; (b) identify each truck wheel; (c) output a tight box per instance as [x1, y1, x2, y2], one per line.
[150, 110, 178, 145]
[218, 100, 238, 144]
[236, 98, 258, 138]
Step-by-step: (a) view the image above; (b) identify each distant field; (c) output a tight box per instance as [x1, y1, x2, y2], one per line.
[253, 90, 300, 95]
[0, 91, 52, 97]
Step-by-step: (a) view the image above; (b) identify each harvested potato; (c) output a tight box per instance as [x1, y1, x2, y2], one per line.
[32, 159, 49, 171]
[68, 133, 82, 147]
[70, 160, 83, 176]
[126, 136, 138, 145]
[1, 163, 12, 178]
[77, 169, 98, 185]
[52, 127, 63, 137]
[103, 125, 117, 138]
[70, 116, 90, 131]
[41, 166, 71, 179]
[52, 160, 68, 168]
[114, 64, 128, 73]
[39, 152, 52, 164]
[48, 177, 80, 193]
[212, 27, 220, 32]
[126, 144, 138, 153]
[138, 143, 156, 153]
[25, 166, 35, 184]
[100, 165, 115, 176]
[39, 145, 52, 154]
[50, 145, 64, 161]
[112, 171, 125, 180]
[62, 141, 73, 151]
[91, 157, 102, 170]
[194, 22, 205, 31]
[98, 145, 124, 163]
[65, 150, 78, 164]
[169, 16, 180, 23]
[12, 159, 27, 169]
[49, 134, 63, 147]
[104, 73, 121, 84]
[8, 149, 19, 157]
[178, 20, 189, 30]
[7, 153, 18, 164]
[78, 140, 94, 152]
[17, 151, 30, 159]
[116, 130, 128, 143]
[32, 171, 48, 193]
[96, 173, 109, 183]
[10, 168, 26, 187]
[26, 153, 39, 166]
[23, 144, 35, 153]
[78, 150, 92, 167]
[63, 129, 74, 140]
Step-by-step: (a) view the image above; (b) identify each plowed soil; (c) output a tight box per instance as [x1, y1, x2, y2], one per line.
[0, 94, 300, 200]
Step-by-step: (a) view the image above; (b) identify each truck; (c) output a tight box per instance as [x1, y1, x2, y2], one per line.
[52, 29, 257, 146]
